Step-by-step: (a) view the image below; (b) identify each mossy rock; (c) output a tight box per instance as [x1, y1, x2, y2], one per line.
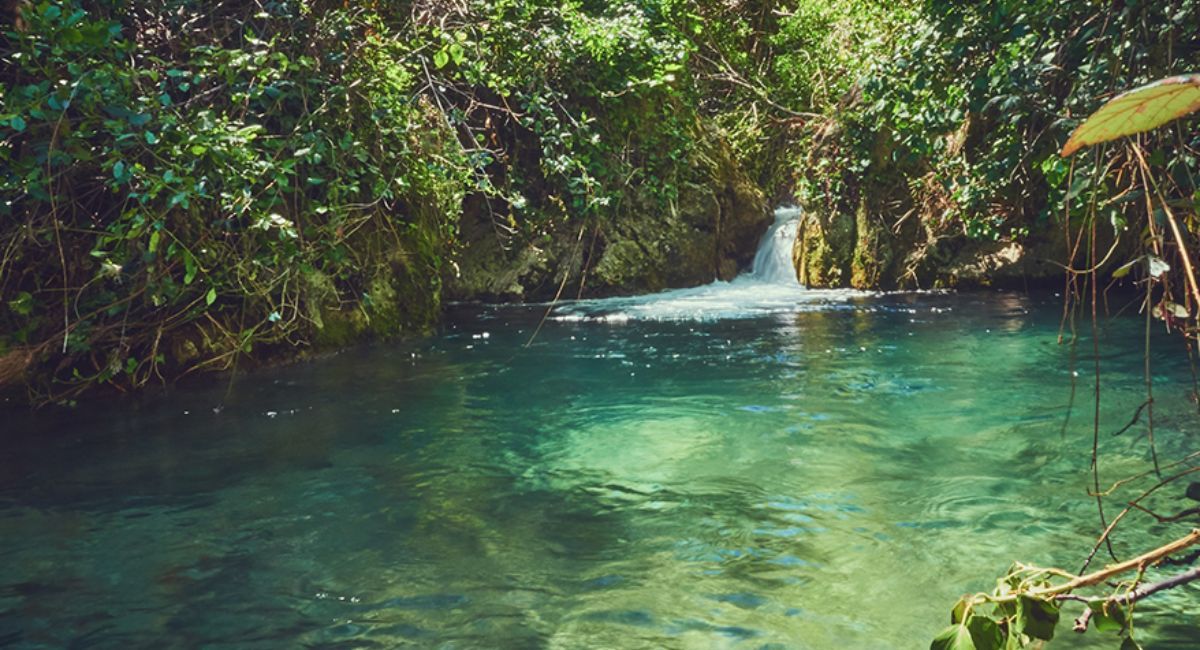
[447, 119, 770, 301]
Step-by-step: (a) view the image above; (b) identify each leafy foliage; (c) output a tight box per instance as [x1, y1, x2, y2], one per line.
[801, 0, 1200, 241]
[681, 0, 916, 194]
[417, 0, 698, 226]
[0, 1, 470, 402]
[0, 0, 776, 402]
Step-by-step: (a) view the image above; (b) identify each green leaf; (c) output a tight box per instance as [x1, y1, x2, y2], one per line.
[1089, 600, 1128, 633]
[1161, 301, 1189, 319]
[7, 291, 33, 317]
[10, 116, 26, 132]
[145, 131, 158, 145]
[1064, 170, 1091, 201]
[205, 287, 217, 306]
[1062, 75, 1200, 157]
[951, 597, 971, 624]
[966, 616, 1003, 650]
[190, 144, 207, 156]
[449, 42, 465, 65]
[931, 623, 975, 650]
[1112, 258, 1138, 279]
[1015, 596, 1060, 641]
[433, 49, 449, 69]
[183, 252, 197, 285]
[148, 230, 161, 254]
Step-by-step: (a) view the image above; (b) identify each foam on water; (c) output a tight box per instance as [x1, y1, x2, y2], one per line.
[553, 206, 869, 322]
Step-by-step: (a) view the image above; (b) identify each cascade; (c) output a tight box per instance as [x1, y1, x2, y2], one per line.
[749, 207, 803, 286]
[553, 207, 862, 321]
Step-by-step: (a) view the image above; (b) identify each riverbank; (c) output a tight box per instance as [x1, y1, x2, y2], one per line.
[4, 0, 1194, 404]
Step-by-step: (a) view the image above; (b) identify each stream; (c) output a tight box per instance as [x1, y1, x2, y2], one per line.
[2, 209, 1199, 648]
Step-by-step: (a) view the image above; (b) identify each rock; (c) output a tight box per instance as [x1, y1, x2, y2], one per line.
[791, 117, 1112, 291]
[447, 121, 771, 301]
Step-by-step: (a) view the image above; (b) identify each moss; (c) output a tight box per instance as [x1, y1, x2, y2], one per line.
[593, 239, 664, 291]
[385, 248, 442, 335]
[794, 201, 856, 288]
[851, 195, 895, 289]
[306, 240, 442, 350]
[171, 337, 200, 366]
[314, 307, 368, 348]
[364, 272, 403, 334]
[447, 119, 769, 301]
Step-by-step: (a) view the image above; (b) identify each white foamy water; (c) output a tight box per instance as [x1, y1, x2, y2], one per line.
[553, 207, 869, 322]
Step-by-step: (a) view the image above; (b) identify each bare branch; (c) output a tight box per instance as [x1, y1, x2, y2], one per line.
[1071, 566, 1200, 633]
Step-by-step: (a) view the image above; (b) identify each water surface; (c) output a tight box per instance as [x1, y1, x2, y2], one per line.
[3, 215, 1199, 649]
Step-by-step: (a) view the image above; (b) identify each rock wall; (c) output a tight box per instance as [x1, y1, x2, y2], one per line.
[447, 123, 771, 301]
[790, 122, 1124, 291]
[793, 200, 1077, 290]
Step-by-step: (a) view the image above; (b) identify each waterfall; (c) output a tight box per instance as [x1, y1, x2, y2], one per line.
[553, 206, 863, 321]
[749, 207, 803, 285]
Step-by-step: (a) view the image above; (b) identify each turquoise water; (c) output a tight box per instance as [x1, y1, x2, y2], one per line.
[3, 220, 1200, 649]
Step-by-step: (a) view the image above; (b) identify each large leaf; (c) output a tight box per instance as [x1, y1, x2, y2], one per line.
[1061, 75, 1200, 157]
[1015, 596, 1060, 641]
[932, 623, 976, 650]
[931, 617, 1004, 650]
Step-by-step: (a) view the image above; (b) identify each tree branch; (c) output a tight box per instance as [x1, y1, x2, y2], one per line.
[1071, 566, 1200, 633]
[979, 528, 1200, 607]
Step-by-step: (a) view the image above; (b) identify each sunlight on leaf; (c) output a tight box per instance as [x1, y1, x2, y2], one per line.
[931, 623, 976, 650]
[1148, 255, 1171, 278]
[1061, 75, 1200, 157]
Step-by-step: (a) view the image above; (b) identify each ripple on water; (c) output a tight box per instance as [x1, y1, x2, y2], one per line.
[3, 287, 1200, 648]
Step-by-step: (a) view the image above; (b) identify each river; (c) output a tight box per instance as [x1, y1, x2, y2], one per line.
[2, 209, 1198, 648]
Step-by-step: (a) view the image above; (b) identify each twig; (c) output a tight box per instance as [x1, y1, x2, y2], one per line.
[1071, 566, 1200, 633]
[692, 49, 824, 120]
[1082, 467, 1200, 571]
[980, 529, 1200, 607]
[1132, 144, 1200, 311]
[1109, 398, 1152, 438]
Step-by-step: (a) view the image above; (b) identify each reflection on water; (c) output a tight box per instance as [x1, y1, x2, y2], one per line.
[2, 291, 1199, 648]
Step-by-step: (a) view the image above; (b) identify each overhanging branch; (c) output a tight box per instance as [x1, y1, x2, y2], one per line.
[1070, 566, 1200, 633]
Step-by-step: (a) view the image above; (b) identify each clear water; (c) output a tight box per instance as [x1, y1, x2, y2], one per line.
[3, 213, 1200, 649]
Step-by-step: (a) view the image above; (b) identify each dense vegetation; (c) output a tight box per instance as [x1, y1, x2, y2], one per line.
[0, 0, 909, 401]
[0, 0, 696, 402]
[9, 0, 1195, 401]
[1, 1, 476, 402]
[794, 0, 1200, 290]
[4, 0, 1200, 646]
